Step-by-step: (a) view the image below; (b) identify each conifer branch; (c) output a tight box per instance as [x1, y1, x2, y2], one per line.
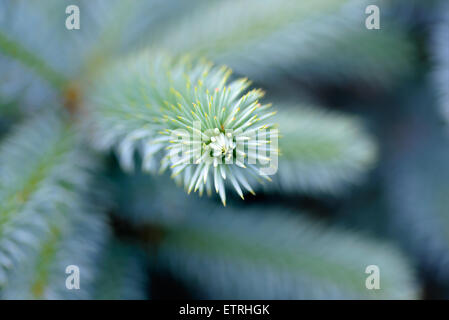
[0, 112, 96, 289]
[154, 207, 417, 299]
[0, 31, 66, 90]
[88, 52, 278, 205]
[271, 106, 377, 194]
[150, 0, 415, 85]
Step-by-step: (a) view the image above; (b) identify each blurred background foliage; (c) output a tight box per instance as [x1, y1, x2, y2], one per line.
[0, 0, 448, 299]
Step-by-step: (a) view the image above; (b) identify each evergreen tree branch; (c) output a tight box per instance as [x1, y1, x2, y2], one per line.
[0, 31, 66, 90]
[150, 0, 415, 86]
[271, 106, 377, 195]
[106, 171, 416, 299]
[87, 52, 278, 205]
[0, 211, 110, 299]
[0, 112, 96, 289]
[154, 207, 417, 299]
